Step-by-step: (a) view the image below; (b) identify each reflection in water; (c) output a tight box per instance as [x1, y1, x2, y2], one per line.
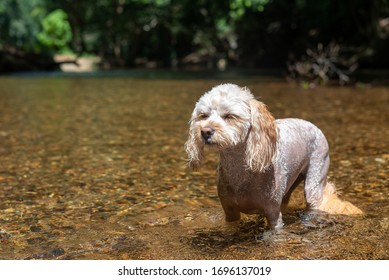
[0, 76, 388, 259]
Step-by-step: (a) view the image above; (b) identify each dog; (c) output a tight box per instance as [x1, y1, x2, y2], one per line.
[185, 83, 362, 229]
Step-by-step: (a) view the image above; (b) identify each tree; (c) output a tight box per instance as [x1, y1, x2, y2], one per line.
[38, 9, 72, 52]
[0, 0, 46, 52]
[1, 0, 389, 72]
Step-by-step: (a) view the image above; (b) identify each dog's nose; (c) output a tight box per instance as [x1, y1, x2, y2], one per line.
[201, 126, 215, 141]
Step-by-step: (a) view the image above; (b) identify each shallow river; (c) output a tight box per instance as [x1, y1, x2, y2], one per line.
[0, 74, 388, 259]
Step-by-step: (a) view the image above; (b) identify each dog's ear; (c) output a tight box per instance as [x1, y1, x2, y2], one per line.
[245, 99, 277, 172]
[184, 119, 204, 170]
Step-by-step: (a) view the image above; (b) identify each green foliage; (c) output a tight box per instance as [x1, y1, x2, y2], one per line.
[0, 0, 46, 51]
[1, 0, 389, 72]
[37, 9, 72, 51]
[229, 0, 269, 19]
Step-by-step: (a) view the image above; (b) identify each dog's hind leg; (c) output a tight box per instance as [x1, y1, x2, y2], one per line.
[303, 148, 331, 210]
[304, 151, 362, 214]
[281, 174, 305, 211]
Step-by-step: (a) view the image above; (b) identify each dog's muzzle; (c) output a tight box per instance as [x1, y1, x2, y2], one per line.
[201, 126, 215, 143]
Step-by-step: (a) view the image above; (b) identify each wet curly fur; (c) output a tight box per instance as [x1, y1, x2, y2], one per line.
[185, 83, 362, 229]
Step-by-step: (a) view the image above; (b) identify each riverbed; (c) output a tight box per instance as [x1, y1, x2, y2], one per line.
[0, 75, 388, 259]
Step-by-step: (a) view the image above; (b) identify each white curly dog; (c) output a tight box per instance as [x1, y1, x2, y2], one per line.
[185, 83, 362, 229]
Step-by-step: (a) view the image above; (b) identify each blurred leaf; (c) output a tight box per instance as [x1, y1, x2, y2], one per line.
[37, 9, 72, 50]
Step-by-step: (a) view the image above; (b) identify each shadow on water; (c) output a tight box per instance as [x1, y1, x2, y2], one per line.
[0, 74, 388, 259]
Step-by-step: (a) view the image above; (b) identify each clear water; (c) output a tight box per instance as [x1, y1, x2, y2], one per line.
[0, 76, 388, 259]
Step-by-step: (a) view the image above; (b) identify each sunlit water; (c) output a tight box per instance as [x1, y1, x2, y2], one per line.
[0, 75, 388, 259]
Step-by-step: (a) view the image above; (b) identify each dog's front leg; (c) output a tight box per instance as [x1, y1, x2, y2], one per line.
[218, 195, 241, 222]
[222, 204, 241, 222]
[264, 208, 284, 229]
[218, 187, 241, 222]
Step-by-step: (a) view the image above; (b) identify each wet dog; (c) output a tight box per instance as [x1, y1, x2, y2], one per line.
[185, 83, 362, 228]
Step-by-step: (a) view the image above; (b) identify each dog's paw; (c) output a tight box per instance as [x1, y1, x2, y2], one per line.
[298, 210, 337, 229]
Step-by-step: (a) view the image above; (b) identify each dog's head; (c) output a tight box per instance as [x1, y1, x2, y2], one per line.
[185, 83, 277, 171]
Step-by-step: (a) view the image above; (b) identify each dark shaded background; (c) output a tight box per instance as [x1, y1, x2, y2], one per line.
[1, 0, 389, 76]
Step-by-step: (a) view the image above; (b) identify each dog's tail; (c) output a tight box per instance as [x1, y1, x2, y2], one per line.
[317, 182, 363, 215]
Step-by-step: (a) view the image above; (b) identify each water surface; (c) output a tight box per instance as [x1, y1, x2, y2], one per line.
[0, 76, 388, 259]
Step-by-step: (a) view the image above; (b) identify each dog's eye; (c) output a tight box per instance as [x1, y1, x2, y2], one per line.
[223, 113, 237, 120]
[197, 113, 209, 120]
